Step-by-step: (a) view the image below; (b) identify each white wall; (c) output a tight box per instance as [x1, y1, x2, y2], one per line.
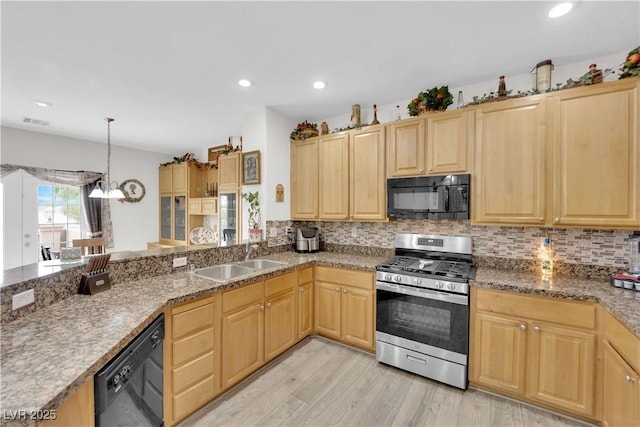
[265, 108, 296, 221]
[319, 50, 629, 128]
[1, 126, 171, 253]
[240, 108, 268, 241]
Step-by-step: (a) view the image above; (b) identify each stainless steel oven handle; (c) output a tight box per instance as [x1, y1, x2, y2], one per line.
[377, 281, 468, 306]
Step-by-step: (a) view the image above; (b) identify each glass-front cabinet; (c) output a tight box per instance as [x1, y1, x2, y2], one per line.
[219, 192, 238, 246]
[160, 196, 172, 240]
[174, 195, 186, 242]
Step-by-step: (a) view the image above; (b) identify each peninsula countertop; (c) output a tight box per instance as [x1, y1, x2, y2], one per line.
[1, 251, 638, 426]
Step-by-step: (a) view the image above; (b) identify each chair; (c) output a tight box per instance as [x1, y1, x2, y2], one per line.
[72, 238, 106, 256]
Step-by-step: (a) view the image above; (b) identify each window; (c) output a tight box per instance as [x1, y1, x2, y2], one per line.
[38, 184, 85, 255]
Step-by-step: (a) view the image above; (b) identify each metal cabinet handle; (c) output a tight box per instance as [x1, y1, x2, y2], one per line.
[520, 324, 526, 331]
[625, 375, 636, 383]
[534, 326, 541, 333]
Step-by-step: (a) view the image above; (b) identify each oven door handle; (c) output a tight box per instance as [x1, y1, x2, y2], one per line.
[376, 281, 468, 306]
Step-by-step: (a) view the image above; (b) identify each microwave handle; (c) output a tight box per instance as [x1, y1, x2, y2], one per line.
[444, 186, 450, 212]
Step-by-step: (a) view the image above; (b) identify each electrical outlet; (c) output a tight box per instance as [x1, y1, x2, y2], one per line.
[13, 289, 34, 310]
[285, 227, 294, 235]
[173, 257, 188, 268]
[269, 228, 278, 237]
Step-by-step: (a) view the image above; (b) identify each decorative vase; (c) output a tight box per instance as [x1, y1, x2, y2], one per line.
[248, 228, 262, 242]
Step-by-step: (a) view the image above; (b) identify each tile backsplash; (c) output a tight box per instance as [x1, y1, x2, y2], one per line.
[268, 219, 635, 269]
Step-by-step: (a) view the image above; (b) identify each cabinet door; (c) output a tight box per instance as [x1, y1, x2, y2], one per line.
[319, 133, 349, 220]
[426, 110, 469, 174]
[470, 312, 527, 395]
[218, 152, 241, 192]
[350, 127, 386, 221]
[173, 195, 187, 243]
[552, 81, 640, 228]
[527, 322, 595, 416]
[298, 281, 313, 339]
[474, 97, 547, 225]
[341, 286, 374, 350]
[314, 281, 341, 339]
[221, 302, 264, 389]
[159, 166, 173, 194]
[160, 195, 172, 241]
[172, 163, 189, 194]
[291, 139, 319, 219]
[386, 118, 426, 177]
[265, 290, 296, 361]
[603, 342, 640, 427]
[41, 378, 94, 427]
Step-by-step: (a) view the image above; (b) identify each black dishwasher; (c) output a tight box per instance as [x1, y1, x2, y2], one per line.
[95, 313, 164, 426]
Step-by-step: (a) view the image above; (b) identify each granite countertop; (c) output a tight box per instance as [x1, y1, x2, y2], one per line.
[1, 252, 638, 426]
[0, 252, 384, 426]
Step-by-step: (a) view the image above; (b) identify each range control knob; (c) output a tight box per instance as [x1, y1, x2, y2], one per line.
[113, 374, 120, 385]
[394, 275, 402, 282]
[436, 281, 445, 289]
[384, 273, 392, 281]
[447, 283, 456, 291]
[415, 278, 422, 286]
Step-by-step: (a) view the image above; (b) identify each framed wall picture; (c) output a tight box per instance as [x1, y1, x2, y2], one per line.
[242, 150, 261, 185]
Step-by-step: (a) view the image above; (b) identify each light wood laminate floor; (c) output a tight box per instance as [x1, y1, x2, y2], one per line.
[180, 337, 593, 427]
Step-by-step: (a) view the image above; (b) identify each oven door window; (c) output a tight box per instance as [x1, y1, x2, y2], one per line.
[376, 288, 468, 355]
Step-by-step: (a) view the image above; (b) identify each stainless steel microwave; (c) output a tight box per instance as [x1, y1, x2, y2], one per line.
[387, 174, 470, 220]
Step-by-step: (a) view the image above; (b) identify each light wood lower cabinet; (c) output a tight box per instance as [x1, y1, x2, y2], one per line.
[298, 267, 313, 339]
[470, 288, 597, 419]
[265, 272, 298, 361]
[164, 295, 219, 426]
[314, 266, 375, 351]
[221, 281, 265, 390]
[41, 378, 94, 427]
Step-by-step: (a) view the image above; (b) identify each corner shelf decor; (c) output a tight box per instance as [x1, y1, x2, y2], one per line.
[408, 86, 454, 116]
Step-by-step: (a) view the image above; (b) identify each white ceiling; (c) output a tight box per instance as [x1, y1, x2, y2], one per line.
[2, 1, 639, 155]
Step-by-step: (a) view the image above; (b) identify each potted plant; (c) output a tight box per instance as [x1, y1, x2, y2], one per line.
[408, 85, 454, 116]
[241, 191, 263, 242]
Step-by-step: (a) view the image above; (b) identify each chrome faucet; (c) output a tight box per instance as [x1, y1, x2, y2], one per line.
[244, 243, 259, 261]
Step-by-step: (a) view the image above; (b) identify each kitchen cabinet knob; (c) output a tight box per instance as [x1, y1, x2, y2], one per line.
[343, 289, 348, 293]
[428, 168, 432, 172]
[534, 326, 541, 332]
[260, 305, 265, 311]
[335, 287, 340, 292]
[419, 169, 424, 173]
[267, 302, 272, 308]
[520, 324, 526, 331]
[554, 217, 560, 223]
[625, 375, 636, 383]
[300, 288, 304, 292]
[538, 217, 544, 222]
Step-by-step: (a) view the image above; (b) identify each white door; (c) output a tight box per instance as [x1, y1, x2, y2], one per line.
[2, 171, 40, 269]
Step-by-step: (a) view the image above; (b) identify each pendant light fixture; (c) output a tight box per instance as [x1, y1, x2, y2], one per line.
[89, 117, 125, 199]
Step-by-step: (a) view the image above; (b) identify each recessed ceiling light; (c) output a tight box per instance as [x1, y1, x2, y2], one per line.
[33, 100, 52, 108]
[313, 81, 326, 90]
[548, 2, 573, 18]
[238, 79, 252, 87]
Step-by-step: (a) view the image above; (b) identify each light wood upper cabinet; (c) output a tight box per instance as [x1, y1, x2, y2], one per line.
[473, 96, 548, 225]
[350, 126, 386, 221]
[159, 165, 173, 194]
[319, 132, 350, 220]
[291, 139, 319, 220]
[172, 163, 189, 194]
[426, 110, 471, 174]
[551, 79, 640, 228]
[386, 117, 426, 177]
[218, 152, 241, 192]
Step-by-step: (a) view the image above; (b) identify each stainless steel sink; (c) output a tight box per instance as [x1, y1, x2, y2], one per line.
[194, 264, 254, 282]
[235, 259, 287, 270]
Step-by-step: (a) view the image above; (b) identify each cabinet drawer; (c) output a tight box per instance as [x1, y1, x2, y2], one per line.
[173, 350, 215, 394]
[315, 266, 373, 290]
[173, 328, 214, 366]
[173, 375, 216, 421]
[474, 288, 596, 329]
[265, 271, 297, 297]
[172, 300, 214, 340]
[605, 311, 640, 372]
[201, 198, 217, 214]
[299, 267, 313, 284]
[188, 199, 202, 214]
[222, 281, 264, 313]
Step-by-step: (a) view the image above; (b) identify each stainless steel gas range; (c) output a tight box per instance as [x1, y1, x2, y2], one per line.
[375, 233, 475, 390]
